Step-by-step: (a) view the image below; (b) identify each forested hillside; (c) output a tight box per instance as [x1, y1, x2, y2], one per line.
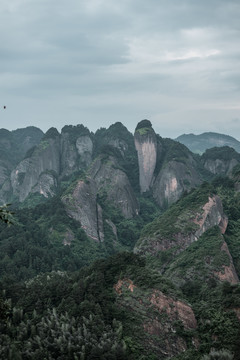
[0, 122, 240, 359]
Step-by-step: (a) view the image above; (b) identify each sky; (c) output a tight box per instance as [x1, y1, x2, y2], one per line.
[0, 0, 240, 139]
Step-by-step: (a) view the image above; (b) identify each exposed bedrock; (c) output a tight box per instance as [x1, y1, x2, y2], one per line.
[153, 160, 201, 207]
[134, 122, 157, 193]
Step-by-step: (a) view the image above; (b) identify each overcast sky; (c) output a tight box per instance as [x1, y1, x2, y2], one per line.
[0, 0, 240, 139]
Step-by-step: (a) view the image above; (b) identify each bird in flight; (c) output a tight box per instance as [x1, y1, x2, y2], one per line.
[3, 106, 6, 109]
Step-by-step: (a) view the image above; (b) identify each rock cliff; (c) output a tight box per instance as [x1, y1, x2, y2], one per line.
[11, 130, 61, 202]
[135, 186, 229, 261]
[60, 125, 93, 178]
[62, 152, 139, 242]
[0, 127, 43, 203]
[153, 159, 201, 207]
[62, 178, 104, 241]
[201, 146, 240, 176]
[89, 155, 139, 218]
[114, 278, 198, 358]
[2, 122, 240, 213]
[214, 241, 239, 284]
[164, 230, 239, 288]
[134, 120, 157, 193]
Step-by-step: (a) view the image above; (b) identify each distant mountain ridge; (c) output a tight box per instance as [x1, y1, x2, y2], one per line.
[175, 132, 240, 154]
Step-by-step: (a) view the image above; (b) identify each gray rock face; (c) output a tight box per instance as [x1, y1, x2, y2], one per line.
[153, 160, 201, 207]
[60, 132, 78, 177]
[204, 158, 239, 175]
[62, 179, 104, 242]
[62, 154, 139, 242]
[31, 173, 58, 198]
[134, 195, 228, 260]
[90, 156, 139, 219]
[0, 161, 10, 188]
[8, 127, 93, 202]
[108, 139, 129, 157]
[0, 127, 43, 204]
[11, 137, 60, 202]
[76, 136, 93, 166]
[134, 129, 157, 193]
[60, 133, 93, 178]
[192, 195, 228, 239]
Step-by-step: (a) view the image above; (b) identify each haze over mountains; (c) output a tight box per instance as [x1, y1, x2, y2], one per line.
[0, 120, 240, 359]
[176, 132, 240, 155]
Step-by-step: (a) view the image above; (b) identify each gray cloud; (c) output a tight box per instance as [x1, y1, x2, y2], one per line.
[0, 0, 240, 139]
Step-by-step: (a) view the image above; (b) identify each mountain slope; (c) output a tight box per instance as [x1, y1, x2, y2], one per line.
[176, 132, 240, 154]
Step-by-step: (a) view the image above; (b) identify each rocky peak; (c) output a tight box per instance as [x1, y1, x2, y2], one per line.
[114, 277, 198, 358]
[62, 151, 139, 242]
[135, 188, 228, 261]
[152, 139, 202, 207]
[60, 124, 93, 177]
[94, 122, 135, 159]
[134, 120, 157, 193]
[11, 135, 61, 202]
[201, 146, 240, 176]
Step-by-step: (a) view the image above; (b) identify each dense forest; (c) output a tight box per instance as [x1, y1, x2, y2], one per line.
[0, 123, 240, 359]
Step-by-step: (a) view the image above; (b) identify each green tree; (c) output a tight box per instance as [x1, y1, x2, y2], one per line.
[201, 349, 234, 360]
[0, 204, 14, 224]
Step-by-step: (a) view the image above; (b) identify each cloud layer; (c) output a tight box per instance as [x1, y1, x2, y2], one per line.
[0, 0, 240, 138]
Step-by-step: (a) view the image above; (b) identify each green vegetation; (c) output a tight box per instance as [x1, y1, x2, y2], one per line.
[61, 124, 91, 142]
[0, 253, 179, 359]
[1, 122, 240, 358]
[139, 182, 213, 240]
[176, 132, 240, 155]
[165, 227, 229, 284]
[94, 122, 139, 192]
[201, 349, 234, 360]
[201, 146, 240, 162]
[0, 204, 14, 224]
[42, 127, 59, 140]
[135, 119, 152, 131]
[162, 138, 192, 164]
[135, 127, 151, 135]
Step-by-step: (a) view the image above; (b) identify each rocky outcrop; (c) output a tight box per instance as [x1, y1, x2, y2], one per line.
[135, 194, 228, 259]
[63, 229, 75, 246]
[8, 125, 93, 202]
[11, 135, 61, 202]
[60, 132, 79, 177]
[62, 153, 139, 241]
[62, 179, 104, 242]
[149, 290, 197, 330]
[204, 158, 239, 175]
[114, 278, 198, 358]
[76, 136, 93, 166]
[134, 121, 157, 193]
[89, 156, 139, 218]
[201, 146, 240, 176]
[0, 160, 12, 203]
[153, 160, 201, 207]
[0, 127, 43, 204]
[60, 130, 93, 178]
[193, 195, 228, 238]
[31, 172, 58, 198]
[214, 241, 239, 284]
